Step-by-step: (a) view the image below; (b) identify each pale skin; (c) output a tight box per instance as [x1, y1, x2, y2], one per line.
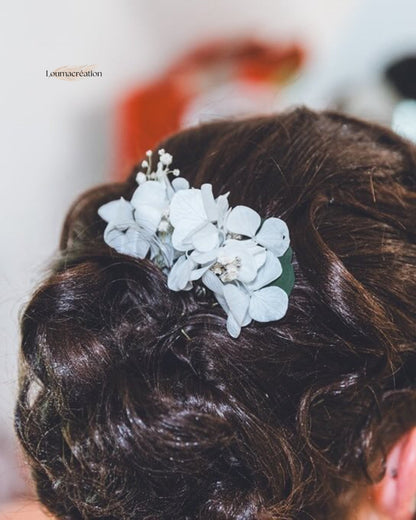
[2, 428, 416, 519]
[0, 500, 51, 519]
[351, 427, 416, 520]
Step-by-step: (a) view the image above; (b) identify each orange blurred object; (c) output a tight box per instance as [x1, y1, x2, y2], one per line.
[116, 39, 305, 180]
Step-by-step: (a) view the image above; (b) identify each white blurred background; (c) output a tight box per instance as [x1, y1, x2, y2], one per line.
[1, 0, 416, 509]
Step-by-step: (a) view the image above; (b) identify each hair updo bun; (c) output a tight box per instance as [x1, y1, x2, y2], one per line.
[15, 108, 416, 519]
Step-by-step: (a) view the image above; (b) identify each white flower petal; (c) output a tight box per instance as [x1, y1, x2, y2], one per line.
[130, 182, 169, 233]
[98, 198, 134, 226]
[160, 175, 175, 201]
[134, 206, 165, 234]
[201, 184, 218, 221]
[223, 284, 250, 326]
[98, 200, 119, 224]
[214, 292, 229, 313]
[190, 249, 218, 264]
[216, 193, 230, 227]
[103, 226, 150, 258]
[192, 223, 220, 252]
[225, 205, 261, 237]
[190, 264, 211, 281]
[219, 240, 265, 284]
[241, 313, 252, 327]
[255, 218, 290, 257]
[225, 302, 251, 338]
[123, 228, 151, 258]
[202, 275, 250, 337]
[131, 181, 167, 211]
[246, 251, 282, 291]
[167, 255, 195, 291]
[249, 286, 288, 322]
[226, 313, 242, 338]
[150, 235, 175, 268]
[169, 188, 206, 229]
[171, 225, 194, 252]
[103, 226, 126, 252]
[172, 177, 190, 191]
[229, 249, 256, 283]
[252, 246, 267, 269]
[202, 270, 224, 296]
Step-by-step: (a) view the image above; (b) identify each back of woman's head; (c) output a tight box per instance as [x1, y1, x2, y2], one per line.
[15, 108, 416, 519]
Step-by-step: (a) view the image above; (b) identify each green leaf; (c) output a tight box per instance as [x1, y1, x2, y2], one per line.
[269, 247, 295, 296]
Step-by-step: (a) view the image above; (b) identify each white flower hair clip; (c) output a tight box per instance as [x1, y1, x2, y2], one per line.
[98, 149, 295, 338]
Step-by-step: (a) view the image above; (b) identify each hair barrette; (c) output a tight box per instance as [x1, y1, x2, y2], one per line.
[98, 149, 295, 338]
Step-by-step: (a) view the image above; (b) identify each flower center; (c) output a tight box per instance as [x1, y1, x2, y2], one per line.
[228, 232, 243, 240]
[210, 255, 242, 282]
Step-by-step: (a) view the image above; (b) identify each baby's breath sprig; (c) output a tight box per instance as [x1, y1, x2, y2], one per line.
[137, 149, 180, 185]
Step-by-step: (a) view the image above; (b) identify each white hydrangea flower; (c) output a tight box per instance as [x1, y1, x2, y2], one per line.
[225, 205, 290, 257]
[98, 197, 155, 259]
[191, 239, 267, 283]
[169, 238, 267, 291]
[98, 151, 189, 264]
[169, 183, 229, 252]
[201, 251, 288, 338]
[130, 181, 170, 235]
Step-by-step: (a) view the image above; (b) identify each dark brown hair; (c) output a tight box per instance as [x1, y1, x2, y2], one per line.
[15, 108, 416, 519]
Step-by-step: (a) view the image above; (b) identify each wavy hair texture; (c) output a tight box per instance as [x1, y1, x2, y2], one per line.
[15, 108, 416, 519]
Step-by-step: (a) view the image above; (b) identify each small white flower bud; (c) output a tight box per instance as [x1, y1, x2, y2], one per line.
[160, 152, 173, 166]
[141, 160, 149, 168]
[136, 172, 147, 184]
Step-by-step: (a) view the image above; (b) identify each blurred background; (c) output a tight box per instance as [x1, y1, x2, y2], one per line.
[1, 0, 416, 516]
